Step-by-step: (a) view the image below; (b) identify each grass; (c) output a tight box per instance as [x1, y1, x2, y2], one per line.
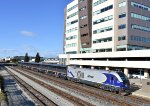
[0, 76, 6, 102]
[0, 92, 6, 101]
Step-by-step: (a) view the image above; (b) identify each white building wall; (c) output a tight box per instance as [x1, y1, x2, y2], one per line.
[92, 0, 115, 51]
[65, 0, 79, 54]
[59, 50, 150, 69]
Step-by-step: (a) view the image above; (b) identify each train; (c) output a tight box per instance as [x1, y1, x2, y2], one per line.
[18, 62, 130, 95]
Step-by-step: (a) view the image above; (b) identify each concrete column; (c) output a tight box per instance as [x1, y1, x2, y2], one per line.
[124, 68, 129, 77]
[66, 54, 70, 65]
[106, 67, 109, 71]
[80, 66, 83, 68]
[144, 69, 149, 78]
[91, 66, 94, 69]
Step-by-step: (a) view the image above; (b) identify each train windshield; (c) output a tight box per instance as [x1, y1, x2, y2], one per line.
[117, 72, 128, 82]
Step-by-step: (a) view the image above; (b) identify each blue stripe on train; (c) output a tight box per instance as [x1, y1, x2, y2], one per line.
[68, 70, 75, 78]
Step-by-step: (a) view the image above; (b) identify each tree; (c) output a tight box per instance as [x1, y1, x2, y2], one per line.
[24, 53, 29, 62]
[11, 58, 17, 63]
[35, 52, 41, 63]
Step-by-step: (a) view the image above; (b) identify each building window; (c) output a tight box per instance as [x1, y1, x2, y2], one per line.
[65, 43, 77, 48]
[119, 12, 126, 18]
[117, 48, 126, 51]
[118, 24, 126, 29]
[131, 13, 150, 22]
[127, 45, 149, 51]
[66, 35, 77, 41]
[93, 5, 113, 16]
[93, 15, 113, 25]
[67, 27, 78, 33]
[82, 42, 89, 46]
[67, 4, 78, 12]
[119, 1, 126, 7]
[67, 12, 78, 19]
[93, 37, 112, 44]
[81, 33, 88, 37]
[94, 48, 112, 53]
[80, 24, 87, 28]
[80, 15, 87, 20]
[79, 0, 85, 3]
[131, 2, 150, 12]
[118, 36, 126, 41]
[131, 35, 150, 44]
[79, 6, 86, 11]
[66, 51, 77, 54]
[67, 19, 78, 26]
[93, 0, 108, 7]
[93, 26, 113, 34]
[131, 24, 150, 32]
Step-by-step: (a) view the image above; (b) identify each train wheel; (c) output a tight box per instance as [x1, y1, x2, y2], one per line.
[102, 85, 106, 90]
[98, 84, 102, 89]
[109, 87, 115, 92]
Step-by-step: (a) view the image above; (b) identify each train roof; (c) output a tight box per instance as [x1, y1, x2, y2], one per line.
[19, 62, 67, 68]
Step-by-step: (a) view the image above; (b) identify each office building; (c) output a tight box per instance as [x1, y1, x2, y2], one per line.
[64, 0, 150, 54]
[61, 0, 150, 78]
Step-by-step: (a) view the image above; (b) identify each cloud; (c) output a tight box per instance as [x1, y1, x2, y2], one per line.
[0, 49, 20, 57]
[42, 50, 62, 57]
[0, 47, 62, 58]
[23, 45, 39, 55]
[21, 30, 35, 37]
[0, 49, 18, 54]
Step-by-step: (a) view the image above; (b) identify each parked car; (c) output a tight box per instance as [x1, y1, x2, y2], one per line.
[131, 74, 145, 79]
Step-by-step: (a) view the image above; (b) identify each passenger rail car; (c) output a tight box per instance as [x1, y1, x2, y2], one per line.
[18, 62, 67, 78]
[18, 62, 130, 95]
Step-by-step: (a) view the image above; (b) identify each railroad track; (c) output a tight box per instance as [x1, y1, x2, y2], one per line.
[3, 67, 57, 106]
[8, 66, 94, 106]
[128, 95, 150, 106]
[17, 66, 150, 106]
[16, 67, 125, 105]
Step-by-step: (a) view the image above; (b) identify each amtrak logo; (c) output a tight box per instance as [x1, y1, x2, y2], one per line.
[87, 75, 94, 78]
[68, 70, 74, 78]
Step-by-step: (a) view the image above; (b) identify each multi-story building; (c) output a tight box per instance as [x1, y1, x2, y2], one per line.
[64, 0, 150, 54]
[61, 0, 150, 78]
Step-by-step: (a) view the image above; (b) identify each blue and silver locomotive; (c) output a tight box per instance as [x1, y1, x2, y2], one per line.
[67, 67, 130, 94]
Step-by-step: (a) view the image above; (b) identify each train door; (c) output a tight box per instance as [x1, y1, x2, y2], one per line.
[110, 76, 115, 86]
[77, 71, 84, 79]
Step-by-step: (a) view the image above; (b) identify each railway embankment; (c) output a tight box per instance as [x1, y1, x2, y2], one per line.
[0, 67, 35, 106]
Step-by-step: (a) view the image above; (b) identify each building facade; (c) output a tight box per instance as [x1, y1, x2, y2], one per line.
[64, 0, 150, 54]
[61, 0, 150, 79]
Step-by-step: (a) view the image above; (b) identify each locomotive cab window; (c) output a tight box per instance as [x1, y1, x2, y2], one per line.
[111, 77, 114, 80]
[117, 72, 127, 80]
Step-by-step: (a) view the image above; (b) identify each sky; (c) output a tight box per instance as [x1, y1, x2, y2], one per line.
[0, 0, 73, 58]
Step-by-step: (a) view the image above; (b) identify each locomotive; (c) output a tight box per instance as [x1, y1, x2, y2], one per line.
[18, 62, 130, 95]
[68, 66, 130, 94]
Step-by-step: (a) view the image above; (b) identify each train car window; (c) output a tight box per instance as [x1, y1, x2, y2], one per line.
[81, 73, 84, 78]
[111, 77, 114, 80]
